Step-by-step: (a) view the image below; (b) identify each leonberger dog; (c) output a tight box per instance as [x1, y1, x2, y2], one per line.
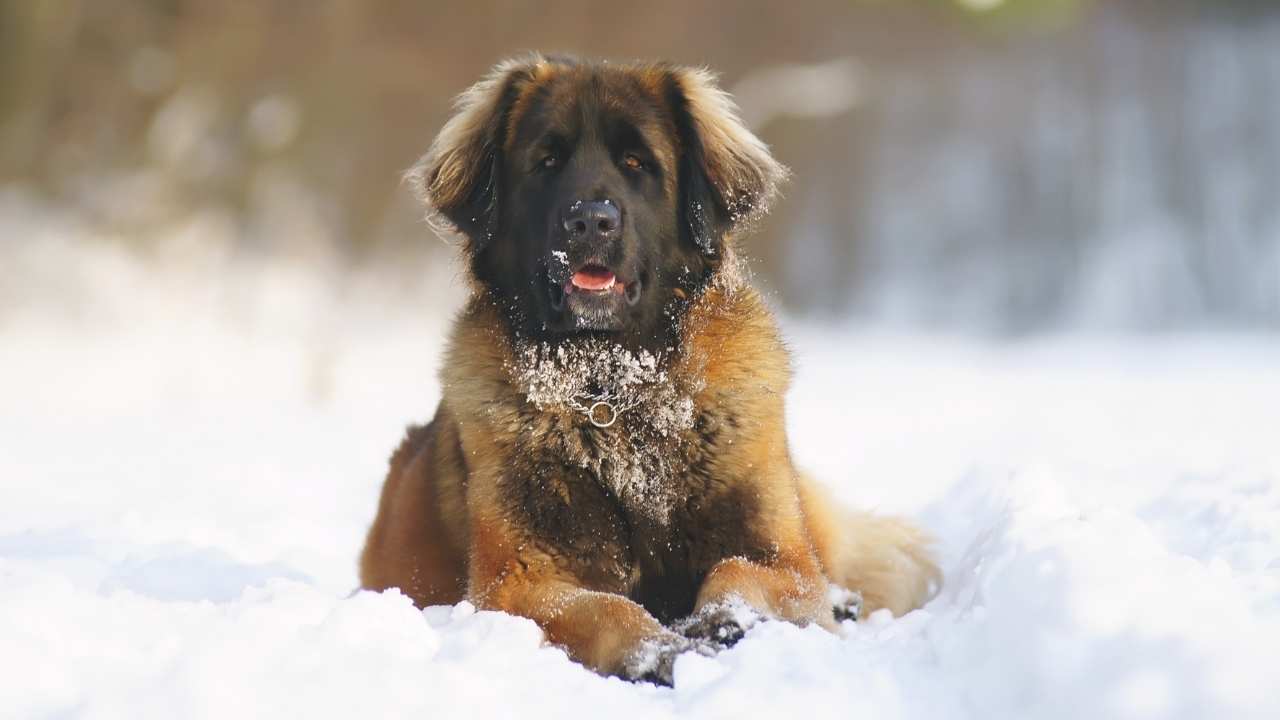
[360, 54, 939, 685]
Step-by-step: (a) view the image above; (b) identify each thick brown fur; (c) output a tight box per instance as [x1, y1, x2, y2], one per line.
[361, 54, 939, 684]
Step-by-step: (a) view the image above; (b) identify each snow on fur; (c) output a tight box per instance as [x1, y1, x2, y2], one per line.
[508, 337, 699, 523]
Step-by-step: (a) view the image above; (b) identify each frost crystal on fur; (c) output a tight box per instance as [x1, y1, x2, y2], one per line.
[507, 338, 700, 522]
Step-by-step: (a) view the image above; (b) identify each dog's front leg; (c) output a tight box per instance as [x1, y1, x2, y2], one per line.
[515, 582, 699, 684]
[468, 524, 696, 685]
[680, 551, 833, 646]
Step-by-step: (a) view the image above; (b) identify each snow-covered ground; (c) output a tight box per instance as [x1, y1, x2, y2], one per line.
[4, 205, 1279, 719]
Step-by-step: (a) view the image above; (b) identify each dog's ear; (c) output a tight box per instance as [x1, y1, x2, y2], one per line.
[406, 55, 542, 252]
[669, 67, 789, 256]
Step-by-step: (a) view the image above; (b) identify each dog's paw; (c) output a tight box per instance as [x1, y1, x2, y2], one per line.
[829, 585, 863, 623]
[621, 633, 715, 687]
[674, 601, 762, 648]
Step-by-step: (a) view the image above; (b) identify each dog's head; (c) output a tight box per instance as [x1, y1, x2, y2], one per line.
[409, 54, 787, 350]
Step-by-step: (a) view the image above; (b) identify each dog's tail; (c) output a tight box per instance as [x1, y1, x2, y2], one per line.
[798, 474, 941, 618]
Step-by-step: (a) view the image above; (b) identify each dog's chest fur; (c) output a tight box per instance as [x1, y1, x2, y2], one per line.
[501, 380, 756, 621]
[443, 286, 786, 620]
[506, 338, 703, 523]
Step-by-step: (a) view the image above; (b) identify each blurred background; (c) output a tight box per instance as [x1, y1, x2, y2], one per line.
[5, 0, 1279, 336]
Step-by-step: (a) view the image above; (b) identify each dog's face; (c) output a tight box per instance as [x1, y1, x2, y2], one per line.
[410, 55, 787, 351]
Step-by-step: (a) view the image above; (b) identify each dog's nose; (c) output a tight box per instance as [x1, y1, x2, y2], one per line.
[563, 200, 621, 241]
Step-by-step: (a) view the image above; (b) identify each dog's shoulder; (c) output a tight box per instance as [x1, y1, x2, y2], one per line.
[437, 298, 521, 421]
[677, 282, 792, 404]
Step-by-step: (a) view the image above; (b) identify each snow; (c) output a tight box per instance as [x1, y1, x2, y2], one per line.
[4, 210, 1280, 718]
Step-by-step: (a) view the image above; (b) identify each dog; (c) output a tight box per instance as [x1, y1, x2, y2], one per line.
[359, 54, 939, 684]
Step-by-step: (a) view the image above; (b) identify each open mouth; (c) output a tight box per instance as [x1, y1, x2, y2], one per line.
[549, 262, 642, 314]
[570, 264, 620, 293]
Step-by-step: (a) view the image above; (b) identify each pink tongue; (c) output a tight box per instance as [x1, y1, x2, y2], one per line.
[571, 267, 616, 291]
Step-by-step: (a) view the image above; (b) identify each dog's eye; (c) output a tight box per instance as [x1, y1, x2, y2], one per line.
[623, 153, 644, 171]
[540, 154, 558, 170]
